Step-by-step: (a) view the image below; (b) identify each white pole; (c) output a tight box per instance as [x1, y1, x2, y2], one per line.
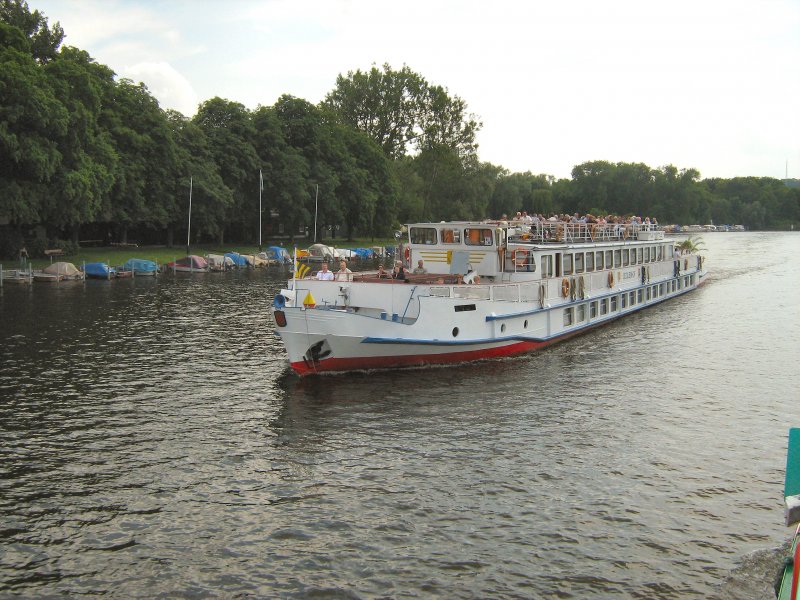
[313, 184, 319, 243]
[187, 176, 193, 256]
[259, 169, 263, 250]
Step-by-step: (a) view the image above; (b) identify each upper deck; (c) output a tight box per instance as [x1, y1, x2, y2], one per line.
[405, 220, 664, 249]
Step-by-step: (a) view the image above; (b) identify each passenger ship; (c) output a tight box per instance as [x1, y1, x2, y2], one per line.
[272, 220, 707, 376]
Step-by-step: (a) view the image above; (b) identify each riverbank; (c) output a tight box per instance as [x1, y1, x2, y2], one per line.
[1, 239, 394, 271]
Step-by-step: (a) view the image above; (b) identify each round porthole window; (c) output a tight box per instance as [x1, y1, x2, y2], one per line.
[452, 327, 459, 337]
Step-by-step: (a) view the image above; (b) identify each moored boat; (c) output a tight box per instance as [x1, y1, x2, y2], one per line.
[165, 255, 208, 273]
[34, 261, 84, 282]
[271, 220, 708, 376]
[82, 262, 116, 279]
[206, 254, 234, 271]
[120, 258, 159, 276]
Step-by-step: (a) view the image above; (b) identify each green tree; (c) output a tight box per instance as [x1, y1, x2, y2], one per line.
[101, 79, 178, 240]
[0, 0, 63, 63]
[193, 98, 259, 243]
[43, 46, 117, 239]
[0, 22, 67, 224]
[325, 63, 481, 160]
[166, 110, 231, 245]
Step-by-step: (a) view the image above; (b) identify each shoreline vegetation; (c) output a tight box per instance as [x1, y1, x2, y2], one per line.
[1, 240, 394, 271]
[2, 2, 799, 263]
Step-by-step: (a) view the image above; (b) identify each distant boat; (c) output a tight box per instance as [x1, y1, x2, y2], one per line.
[206, 253, 233, 272]
[224, 252, 249, 268]
[165, 255, 208, 272]
[262, 246, 291, 265]
[120, 258, 159, 276]
[34, 262, 84, 282]
[82, 262, 117, 279]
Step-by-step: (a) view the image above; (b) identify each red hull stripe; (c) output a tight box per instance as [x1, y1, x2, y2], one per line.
[289, 325, 595, 376]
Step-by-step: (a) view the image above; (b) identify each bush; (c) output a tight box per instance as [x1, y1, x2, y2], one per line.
[0, 229, 24, 260]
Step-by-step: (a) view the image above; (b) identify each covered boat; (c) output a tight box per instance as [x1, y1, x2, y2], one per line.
[262, 246, 291, 265]
[224, 252, 249, 268]
[34, 262, 84, 282]
[165, 255, 207, 272]
[83, 262, 116, 279]
[272, 219, 708, 376]
[206, 254, 234, 271]
[300, 244, 334, 263]
[120, 258, 158, 276]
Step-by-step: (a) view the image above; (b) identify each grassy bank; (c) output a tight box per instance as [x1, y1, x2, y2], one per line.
[7, 239, 395, 270]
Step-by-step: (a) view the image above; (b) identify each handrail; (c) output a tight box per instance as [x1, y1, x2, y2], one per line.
[508, 222, 656, 244]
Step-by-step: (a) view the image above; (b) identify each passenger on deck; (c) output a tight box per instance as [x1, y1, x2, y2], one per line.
[335, 260, 352, 282]
[413, 260, 427, 274]
[392, 261, 407, 281]
[316, 263, 334, 281]
[376, 264, 390, 279]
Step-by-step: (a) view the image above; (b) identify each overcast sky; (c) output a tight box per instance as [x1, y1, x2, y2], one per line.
[33, 0, 800, 180]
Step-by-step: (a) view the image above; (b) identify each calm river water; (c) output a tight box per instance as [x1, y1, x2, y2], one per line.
[1, 233, 798, 599]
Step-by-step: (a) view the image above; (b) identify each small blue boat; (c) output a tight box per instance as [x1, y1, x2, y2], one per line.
[224, 252, 249, 268]
[265, 246, 291, 264]
[120, 258, 159, 276]
[83, 262, 116, 279]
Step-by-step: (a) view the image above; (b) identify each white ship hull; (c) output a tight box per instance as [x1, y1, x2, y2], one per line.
[272, 221, 708, 375]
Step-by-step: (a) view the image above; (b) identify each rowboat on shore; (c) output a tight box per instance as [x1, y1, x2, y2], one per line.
[272, 220, 708, 376]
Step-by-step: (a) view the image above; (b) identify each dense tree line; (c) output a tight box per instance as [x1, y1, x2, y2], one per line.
[1, 1, 798, 258]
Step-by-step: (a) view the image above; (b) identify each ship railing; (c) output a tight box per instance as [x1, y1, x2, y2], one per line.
[428, 282, 543, 306]
[508, 222, 646, 244]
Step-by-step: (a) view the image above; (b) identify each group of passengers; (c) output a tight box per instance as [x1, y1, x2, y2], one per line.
[504, 211, 658, 230]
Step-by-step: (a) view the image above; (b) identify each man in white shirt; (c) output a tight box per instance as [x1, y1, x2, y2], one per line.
[316, 263, 334, 280]
[335, 260, 352, 282]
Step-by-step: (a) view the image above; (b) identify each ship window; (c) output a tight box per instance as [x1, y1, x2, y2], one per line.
[564, 307, 574, 326]
[410, 227, 437, 245]
[622, 249, 630, 266]
[646, 287, 651, 300]
[637, 289, 643, 303]
[465, 228, 493, 246]
[644, 247, 650, 262]
[595, 251, 604, 270]
[590, 301, 598, 318]
[541, 255, 553, 278]
[611, 295, 618, 311]
[585, 252, 595, 271]
[672, 280, 676, 292]
[600, 298, 608, 315]
[613, 249, 621, 268]
[658, 246, 664, 261]
[604, 250, 612, 268]
[629, 291, 635, 305]
[575, 253, 584, 273]
[577, 304, 586, 322]
[621, 294, 627, 309]
[563, 253, 573, 275]
[454, 304, 476, 312]
[637, 247, 643, 264]
[441, 228, 461, 244]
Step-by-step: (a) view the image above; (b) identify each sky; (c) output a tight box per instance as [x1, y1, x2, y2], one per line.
[33, 0, 800, 181]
